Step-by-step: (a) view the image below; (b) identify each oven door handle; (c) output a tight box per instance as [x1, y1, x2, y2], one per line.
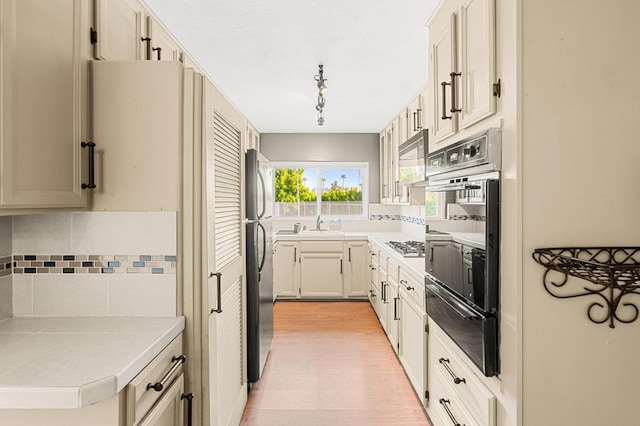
[427, 283, 483, 320]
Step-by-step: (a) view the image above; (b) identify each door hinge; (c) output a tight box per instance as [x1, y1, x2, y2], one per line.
[90, 27, 98, 45]
[493, 78, 501, 98]
[425, 390, 429, 401]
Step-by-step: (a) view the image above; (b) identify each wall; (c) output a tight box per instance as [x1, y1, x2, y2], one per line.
[9, 212, 177, 317]
[260, 133, 381, 203]
[521, 1, 640, 424]
[0, 217, 12, 319]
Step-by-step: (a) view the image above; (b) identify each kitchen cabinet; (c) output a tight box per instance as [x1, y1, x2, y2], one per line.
[0, 0, 89, 209]
[202, 76, 247, 426]
[406, 91, 425, 140]
[146, 15, 181, 61]
[399, 271, 427, 407]
[428, 320, 496, 426]
[245, 122, 260, 151]
[386, 258, 401, 354]
[91, 61, 248, 425]
[379, 125, 393, 203]
[138, 374, 184, 426]
[274, 241, 300, 298]
[93, 0, 145, 60]
[299, 241, 344, 298]
[344, 240, 368, 298]
[429, 0, 497, 150]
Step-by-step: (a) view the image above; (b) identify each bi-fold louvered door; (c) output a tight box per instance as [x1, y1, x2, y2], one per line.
[203, 78, 246, 426]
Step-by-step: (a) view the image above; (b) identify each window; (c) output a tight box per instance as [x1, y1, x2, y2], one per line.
[273, 162, 368, 219]
[425, 191, 447, 219]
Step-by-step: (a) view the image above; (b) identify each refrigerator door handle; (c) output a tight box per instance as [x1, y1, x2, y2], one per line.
[257, 169, 266, 220]
[258, 221, 267, 272]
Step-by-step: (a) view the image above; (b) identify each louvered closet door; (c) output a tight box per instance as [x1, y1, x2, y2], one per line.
[203, 79, 246, 426]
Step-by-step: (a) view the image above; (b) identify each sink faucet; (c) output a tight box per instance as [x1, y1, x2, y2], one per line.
[316, 214, 323, 231]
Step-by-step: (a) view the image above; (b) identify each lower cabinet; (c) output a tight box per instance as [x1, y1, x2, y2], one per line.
[138, 374, 184, 426]
[427, 320, 497, 426]
[399, 285, 428, 406]
[274, 241, 300, 297]
[274, 239, 368, 299]
[300, 252, 344, 298]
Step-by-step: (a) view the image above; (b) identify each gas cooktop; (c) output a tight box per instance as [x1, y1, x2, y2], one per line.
[386, 240, 425, 257]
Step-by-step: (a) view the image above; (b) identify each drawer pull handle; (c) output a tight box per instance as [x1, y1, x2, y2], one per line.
[147, 355, 186, 392]
[181, 393, 195, 426]
[400, 279, 414, 291]
[81, 142, 97, 189]
[393, 296, 399, 320]
[439, 398, 464, 426]
[439, 358, 466, 384]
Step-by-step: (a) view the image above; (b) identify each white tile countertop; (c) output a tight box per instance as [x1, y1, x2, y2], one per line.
[0, 316, 185, 409]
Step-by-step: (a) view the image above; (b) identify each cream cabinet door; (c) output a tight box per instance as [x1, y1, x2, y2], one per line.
[399, 287, 428, 406]
[300, 252, 343, 298]
[139, 374, 184, 426]
[386, 280, 400, 355]
[274, 241, 300, 298]
[430, 12, 458, 148]
[94, 0, 145, 60]
[0, 0, 88, 208]
[147, 15, 181, 61]
[407, 93, 424, 139]
[203, 78, 247, 426]
[457, 0, 496, 130]
[345, 241, 368, 297]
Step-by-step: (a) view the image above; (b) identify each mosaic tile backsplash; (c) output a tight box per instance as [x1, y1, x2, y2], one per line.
[369, 214, 426, 226]
[4, 255, 176, 276]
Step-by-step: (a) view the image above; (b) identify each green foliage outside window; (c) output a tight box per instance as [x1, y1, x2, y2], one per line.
[274, 168, 316, 202]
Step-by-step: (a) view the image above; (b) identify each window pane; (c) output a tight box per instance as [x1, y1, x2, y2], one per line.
[425, 191, 438, 217]
[320, 168, 363, 216]
[274, 167, 317, 217]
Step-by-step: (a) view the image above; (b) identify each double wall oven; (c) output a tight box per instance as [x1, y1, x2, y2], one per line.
[424, 128, 501, 377]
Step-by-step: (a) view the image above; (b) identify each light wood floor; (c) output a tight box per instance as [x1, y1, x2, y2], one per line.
[240, 301, 432, 425]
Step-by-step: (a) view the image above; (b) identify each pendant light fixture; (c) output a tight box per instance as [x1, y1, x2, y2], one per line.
[314, 64, 328, 126]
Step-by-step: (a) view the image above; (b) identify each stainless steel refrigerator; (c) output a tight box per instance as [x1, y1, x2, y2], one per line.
[245, 149, 274, 382]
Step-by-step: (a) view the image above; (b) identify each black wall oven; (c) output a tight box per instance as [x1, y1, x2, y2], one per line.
[424, 128, 500, 377]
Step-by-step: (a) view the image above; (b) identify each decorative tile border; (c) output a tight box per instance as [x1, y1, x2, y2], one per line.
[449, 215, 486, 221]
[369, 214, 427, 226]
[0, 256, 12, 278]
[8, 255, 177, 275]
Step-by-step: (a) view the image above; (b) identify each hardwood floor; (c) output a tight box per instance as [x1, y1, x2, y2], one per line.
[241, 301, 432, 425]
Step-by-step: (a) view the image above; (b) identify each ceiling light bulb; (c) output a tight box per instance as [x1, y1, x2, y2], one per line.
[317, 81, 327, 93]
[318, 116, 324, 125]
[315, 104, 323, 112]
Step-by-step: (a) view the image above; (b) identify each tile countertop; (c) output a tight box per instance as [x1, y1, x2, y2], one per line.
[0, 316, 185, 409]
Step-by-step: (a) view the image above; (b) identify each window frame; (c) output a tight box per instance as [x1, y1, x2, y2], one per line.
[272, 161, 369, 220]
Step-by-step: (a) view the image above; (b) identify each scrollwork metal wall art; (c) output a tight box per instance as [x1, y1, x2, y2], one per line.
[532, 247, 640, 328]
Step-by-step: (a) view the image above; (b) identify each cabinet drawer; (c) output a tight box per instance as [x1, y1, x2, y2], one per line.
[430, 369, 477, 426]
[387, 257, 400, 283]
[430, 325, 496, 426]
[126, 334, 184, 425]
[300, 241, 343, 252]
[399, 269, 425, 310]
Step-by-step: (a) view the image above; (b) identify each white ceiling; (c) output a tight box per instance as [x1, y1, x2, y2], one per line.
[144, 0, 440, 133]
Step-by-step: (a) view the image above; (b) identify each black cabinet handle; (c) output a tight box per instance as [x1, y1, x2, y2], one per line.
[369, 289, 376, 298]
[81, 142, 96, 189]
[294, 247, 297, 263]
[340, 259, 343, 274]
[393, 297, 399, 320]
[348, 247, 351, 262]
[141, 36, 151, 60]
[450, 72, 462, 113]
[210, 272, 222, 313]
[152, 46, 162, 60]
[381, 281, 388, 303]
[181, 393, 194, 426]
[146, 355, 186, 392]
[441, 81, 452, 120]
[439, 398, 463, 426]
[416, 108, 422, 129]
[439, 358, 466, 384]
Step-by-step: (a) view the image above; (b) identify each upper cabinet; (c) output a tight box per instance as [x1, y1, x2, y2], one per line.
[93, 0, 182, 62]
[0, 0, 89, 209]
[429, 0, 497, 149]
[406, 91, 425, 140]
[245, 121, 260, 152]
[93, 0, 145, 60]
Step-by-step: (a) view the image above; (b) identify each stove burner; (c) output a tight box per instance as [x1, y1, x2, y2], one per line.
[387, 240, 426, 257]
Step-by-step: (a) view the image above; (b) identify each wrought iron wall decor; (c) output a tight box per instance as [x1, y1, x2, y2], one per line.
[532, 247, 640, 328]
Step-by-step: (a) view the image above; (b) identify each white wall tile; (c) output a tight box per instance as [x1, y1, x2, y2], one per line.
[107, 274, 176, 317]
[0, 217, 12, 256]
[72, 212, 176, 255]
[12, 275, 33, 316]
[0, 275, 12, 318]
[13, 214, 72, 254]
[32, 275, 108, 316]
